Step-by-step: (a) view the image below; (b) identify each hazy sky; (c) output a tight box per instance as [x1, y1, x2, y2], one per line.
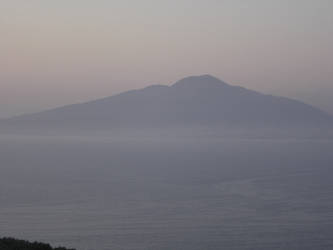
[1, 0, 332, 117]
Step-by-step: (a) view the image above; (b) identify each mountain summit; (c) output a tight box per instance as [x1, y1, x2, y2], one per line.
[172, 75, 229, 88]
[2, 75, 332, 131]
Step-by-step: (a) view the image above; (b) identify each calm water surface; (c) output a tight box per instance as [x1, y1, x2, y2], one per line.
[1, 134, 333, 250]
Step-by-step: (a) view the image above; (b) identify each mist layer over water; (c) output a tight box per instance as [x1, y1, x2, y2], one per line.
[1, 134, 333, 250]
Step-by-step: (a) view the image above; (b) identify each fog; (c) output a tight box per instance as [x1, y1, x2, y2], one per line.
[1, 1, 333, 249]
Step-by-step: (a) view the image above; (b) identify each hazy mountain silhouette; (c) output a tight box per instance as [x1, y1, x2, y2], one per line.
[1, 75, 332, 131]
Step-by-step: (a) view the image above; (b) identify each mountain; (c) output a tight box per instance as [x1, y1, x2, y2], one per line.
[1, 75, 332, 132]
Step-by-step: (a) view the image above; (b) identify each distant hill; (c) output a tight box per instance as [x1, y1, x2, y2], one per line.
[1, 75, 332, 132]
[0, 237, 75, 250]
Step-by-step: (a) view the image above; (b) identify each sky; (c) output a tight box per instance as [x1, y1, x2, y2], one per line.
[1, 0, 333, 118]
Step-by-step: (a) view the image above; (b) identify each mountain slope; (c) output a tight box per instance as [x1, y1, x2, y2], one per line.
[1, 75, 332, 131]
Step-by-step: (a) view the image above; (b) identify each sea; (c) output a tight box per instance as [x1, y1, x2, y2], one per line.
[1, 133, 333, 250]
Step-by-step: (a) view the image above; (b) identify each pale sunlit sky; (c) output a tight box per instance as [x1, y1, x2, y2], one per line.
[1, 0, 333, 117]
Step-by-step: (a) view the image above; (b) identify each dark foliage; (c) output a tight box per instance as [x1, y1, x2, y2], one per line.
[0, 238, 75, 250]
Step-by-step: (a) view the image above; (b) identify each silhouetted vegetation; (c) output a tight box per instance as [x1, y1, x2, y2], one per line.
[0, 238, 75, 250]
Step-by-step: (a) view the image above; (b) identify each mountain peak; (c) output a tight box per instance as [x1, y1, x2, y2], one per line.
[171, 75, 229, 89]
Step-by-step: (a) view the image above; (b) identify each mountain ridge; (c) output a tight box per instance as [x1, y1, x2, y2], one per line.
[1, 75, 332, 131]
